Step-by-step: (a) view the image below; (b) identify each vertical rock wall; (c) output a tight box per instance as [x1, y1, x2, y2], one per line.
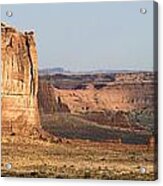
[1, 22, 40, 135]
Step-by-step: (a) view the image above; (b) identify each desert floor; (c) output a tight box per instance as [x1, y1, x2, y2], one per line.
[1, 136, 157, 180]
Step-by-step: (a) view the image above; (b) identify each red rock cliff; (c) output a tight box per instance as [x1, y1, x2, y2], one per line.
[1, 22, 40, 135]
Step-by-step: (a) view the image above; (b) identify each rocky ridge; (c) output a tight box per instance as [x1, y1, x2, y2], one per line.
[39, 72, 156, 113]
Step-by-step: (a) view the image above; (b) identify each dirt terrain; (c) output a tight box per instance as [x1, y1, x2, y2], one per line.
[1, 136, 156, 180]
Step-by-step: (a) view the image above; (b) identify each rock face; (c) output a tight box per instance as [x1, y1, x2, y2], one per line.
[39, 72, 156, 113]
[38, 73, 156, 143]
[38, 81, 70, 115]
[1, 22, 40, 135]
[52, 82, 155, 112]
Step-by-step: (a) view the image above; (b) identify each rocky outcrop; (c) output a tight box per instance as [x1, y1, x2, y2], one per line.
[1, 22, 40, 135]
[49, 81, 155, 113]
[115, 72, 155, 82]
[38, 81, 70, 115]
[39, 72, 156, 113]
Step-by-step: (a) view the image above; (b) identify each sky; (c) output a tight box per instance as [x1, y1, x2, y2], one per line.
[1, 1, 154, 71]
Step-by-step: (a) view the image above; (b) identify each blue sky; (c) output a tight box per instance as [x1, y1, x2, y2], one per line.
[1, 1, 154, 71]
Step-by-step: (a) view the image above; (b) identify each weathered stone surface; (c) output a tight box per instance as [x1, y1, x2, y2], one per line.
[1, 22, 40, 135]
[38, 81, 70, 114]
[39, 72, 157, 113]
[46, 80, 156, 113]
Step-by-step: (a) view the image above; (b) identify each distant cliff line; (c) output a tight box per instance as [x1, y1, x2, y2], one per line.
[39, 67, 156, 76]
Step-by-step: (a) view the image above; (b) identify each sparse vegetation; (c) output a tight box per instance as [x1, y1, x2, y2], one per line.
[1, 135, 156, 180]
[41, 113, 151, 144]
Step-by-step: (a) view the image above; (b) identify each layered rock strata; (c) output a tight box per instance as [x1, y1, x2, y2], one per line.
[39, 72, 157, 113]
[38, 81, 70, 114]
[44, 80, 155, 113]
[1, 22, 40, 135]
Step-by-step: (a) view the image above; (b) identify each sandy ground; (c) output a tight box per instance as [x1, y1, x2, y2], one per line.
[1, 135, 157, 180]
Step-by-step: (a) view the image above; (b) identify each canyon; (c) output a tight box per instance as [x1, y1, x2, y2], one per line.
[1, 22, 157, 180]
[1, 22, 157, 142]
[39, 72, 157, 138]
[39, 72, 156, 113]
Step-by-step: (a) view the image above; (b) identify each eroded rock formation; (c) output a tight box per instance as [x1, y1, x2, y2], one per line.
[1, 22, 40, 135]
[39, 72, 156, 113]
[38, 81, 70, 115]
[45, 79, 155, 113]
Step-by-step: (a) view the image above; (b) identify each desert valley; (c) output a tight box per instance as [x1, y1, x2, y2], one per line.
[1, 22, 157, 180]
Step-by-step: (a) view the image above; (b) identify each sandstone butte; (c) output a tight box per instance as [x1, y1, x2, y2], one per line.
[1, 22, 40, 135]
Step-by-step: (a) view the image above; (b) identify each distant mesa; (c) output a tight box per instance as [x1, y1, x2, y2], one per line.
[39, 67, 68, 75]
[39, 67, 154, 76]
